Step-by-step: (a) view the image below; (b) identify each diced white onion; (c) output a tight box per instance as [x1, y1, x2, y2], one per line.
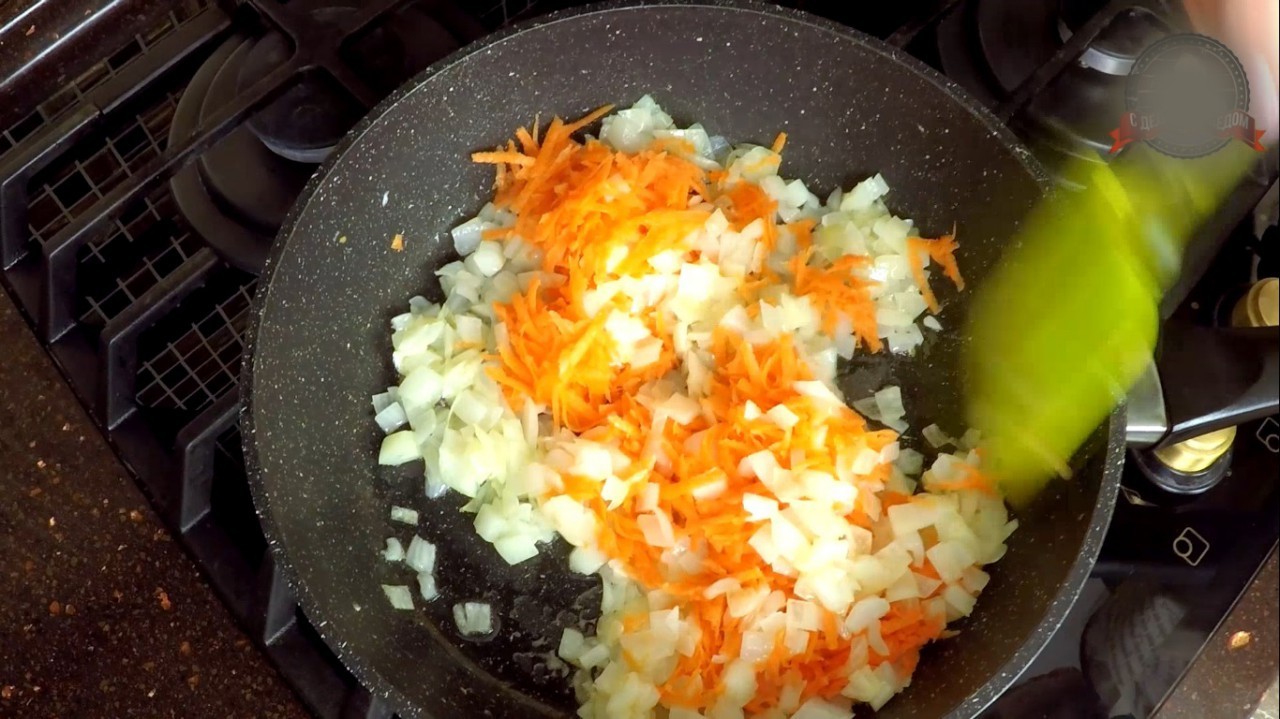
[382, 584, 414, 611]
[793, 697, 854, 719]
[845, 597, 890, 634]
[405, 536, 437, 574]
[389, 506, 419, 525]
[559, 628, 586, 662]
[874, 386, 905, 425]
[374, 402, 408, 433]
[417, 572, 438, 602]
[922, 423, 954, 448]
[451, 217, 487, 255]
[453, 602, 493, 636]
[378, 431, 419, 465]
[382, 537, 404, 562]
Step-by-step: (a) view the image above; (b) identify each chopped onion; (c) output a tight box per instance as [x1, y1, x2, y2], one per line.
[471, 240, 506, 277]
[873, 386, 905, 426]
[926, 541, 976, 583]
[389, 506, 419, 525]
[720, 660, 758, 703]
[382, 537, 404, 562]
[374, 402, 408, 433]
[793, 697, 854, 719]
[569, 547, 608, 575]
[417, 572, 438, 602]
[638, 510, 676, 548]
[451, 216, 487, 255]
[922, 423, 954, 448]
[841, 174, 889, 212]
[382, 584, 414, 611]
[371, 391, 395, 414]
[756, 404, 796, 432]
[405, 536, 437, 574]
[942, 582, 976, 615]
[578, 643, 610, 670]
[727, 585, 769, 619]
[494, 533, 540, 565]
[378, 431, 419, 465]
[794, 380, 842, 407]
[851, 397, 881, 420]
[453, 602, 493, 636]
[704, 577, 740, 599]
[896, 448, 925, 476]
[558, 627, 586, 662]
[743, 492, 779, 521]
[844, 596, 890, 634]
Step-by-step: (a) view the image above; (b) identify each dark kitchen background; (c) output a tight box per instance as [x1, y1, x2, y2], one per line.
[0, 1, 1276, 718]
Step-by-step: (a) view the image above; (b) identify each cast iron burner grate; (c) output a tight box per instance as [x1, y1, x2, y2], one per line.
[934, 0, 1180, 172]
[167, 2, 479, 272]
[0, 2, 1275, 719]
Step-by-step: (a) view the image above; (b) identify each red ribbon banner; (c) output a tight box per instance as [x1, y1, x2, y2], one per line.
[1217, 109, 1267, 151]
[1108, 113, 1160, 154]
[1109, 110, 1267, 155]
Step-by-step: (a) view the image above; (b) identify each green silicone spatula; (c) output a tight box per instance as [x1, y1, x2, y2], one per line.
[963, 143, 1258, 506]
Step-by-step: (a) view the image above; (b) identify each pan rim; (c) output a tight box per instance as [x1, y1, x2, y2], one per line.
[241, 2, 1118, 718]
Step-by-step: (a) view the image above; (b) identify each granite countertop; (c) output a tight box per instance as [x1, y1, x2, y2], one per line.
[1156, 547, 1279, 719]
[0, 294, 309, 719]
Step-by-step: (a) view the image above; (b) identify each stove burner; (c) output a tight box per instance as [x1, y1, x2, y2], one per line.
[938, 0, 1174, 168]
[343, 3, 467, 96]
[1058, 0, 1170, 76]
[239, 22, 364, 164]
[170, 36, 310, 273]
[169, 2, 472, 272]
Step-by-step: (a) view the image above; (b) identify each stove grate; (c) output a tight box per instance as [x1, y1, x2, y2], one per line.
[0, 2, 211, 157]
[135, 273, 256, 415]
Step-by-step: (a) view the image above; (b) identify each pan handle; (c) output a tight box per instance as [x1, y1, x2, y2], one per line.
[1126, 323, 1279, 448]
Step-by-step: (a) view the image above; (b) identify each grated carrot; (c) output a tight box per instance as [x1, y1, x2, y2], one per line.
[788, 247, 882, 352]
[464, 106, 973, 715]
[907, 228, 964, 313]
[471, 151, 535, 166]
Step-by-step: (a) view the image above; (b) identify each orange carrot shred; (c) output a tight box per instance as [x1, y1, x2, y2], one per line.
[471, 150, 535, 166]
[462, 106, 972, 716]
[908, 228, 964, 314]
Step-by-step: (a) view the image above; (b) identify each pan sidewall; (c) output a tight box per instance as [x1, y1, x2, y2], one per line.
[243, 3, 1111, 719]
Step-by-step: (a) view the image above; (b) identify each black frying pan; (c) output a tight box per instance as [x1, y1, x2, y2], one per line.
[243, 2, 1124, 717]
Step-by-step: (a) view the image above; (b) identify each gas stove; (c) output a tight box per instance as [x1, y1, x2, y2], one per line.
[1, 1, 1275, 718]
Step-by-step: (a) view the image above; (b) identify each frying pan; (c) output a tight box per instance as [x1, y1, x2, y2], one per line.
[242, 2, 1126, 717]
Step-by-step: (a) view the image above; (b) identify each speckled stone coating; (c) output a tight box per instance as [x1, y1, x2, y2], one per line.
[242, 2, 1123, 718]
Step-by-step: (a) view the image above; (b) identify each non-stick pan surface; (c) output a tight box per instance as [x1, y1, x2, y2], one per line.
[243, 2, 1123, 717]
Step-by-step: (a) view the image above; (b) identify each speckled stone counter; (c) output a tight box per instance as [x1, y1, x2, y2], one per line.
[1156, 547, 1279, 719]
[0, 293, 310, 719]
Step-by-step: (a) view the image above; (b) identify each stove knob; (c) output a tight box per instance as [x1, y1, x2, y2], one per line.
[1133, 428, 1234, 496]
[1230, 277, 1278, 328]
